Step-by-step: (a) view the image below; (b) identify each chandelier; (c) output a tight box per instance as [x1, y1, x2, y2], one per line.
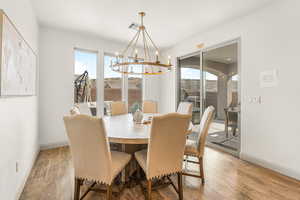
[110, 12, 172, 75]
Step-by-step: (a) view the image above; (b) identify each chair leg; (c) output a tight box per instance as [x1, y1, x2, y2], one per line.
[74, 178, 81, 200]
[177, 173, 183, 200]
[106, 185, 112, 200]
[225, 123, 229, 138]
[233, 127, 237, 136]
[147, 180, 152, 200]
[185, 155, 189, 169]
[199, 157, 205, 184]
[137, 164, 141, 180]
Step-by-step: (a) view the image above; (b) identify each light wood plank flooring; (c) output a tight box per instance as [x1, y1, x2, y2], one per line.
[20, 147, 300, 200]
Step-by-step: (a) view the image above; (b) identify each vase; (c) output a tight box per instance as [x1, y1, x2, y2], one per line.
[133, 109, 143, 123]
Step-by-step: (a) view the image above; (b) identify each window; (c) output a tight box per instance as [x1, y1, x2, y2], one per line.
[103, 55, 123, 115]
[103, 54, 143, 115]
[74, 49, 97, 115]
[128, 73, 142, 113]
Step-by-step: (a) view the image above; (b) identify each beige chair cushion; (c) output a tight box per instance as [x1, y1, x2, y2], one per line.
[142, 100, 158, 113]
[111, 151, 131, 179]
[135, 113, 191, 180]
[63, 115, 131, 185]
[177, 102, 193, 115]
[111, 101, 127, 116]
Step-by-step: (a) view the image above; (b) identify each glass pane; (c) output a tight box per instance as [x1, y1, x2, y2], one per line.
[104, 55, 122, 115]
[178, 55, 201, 124]
[128, 73, 142, 113]
[203, 71, 218, 114]
[202, 42, 239, 152]
[74, 49, 97, 115]
[228, 74, 238, 107]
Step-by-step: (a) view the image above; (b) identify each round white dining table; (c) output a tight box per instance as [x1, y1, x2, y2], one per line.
[104, 113, 151, 144]
[104, 113, 193, 145]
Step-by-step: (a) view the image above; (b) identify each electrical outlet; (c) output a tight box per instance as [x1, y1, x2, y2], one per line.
[16, 162, 19, 173]
[248, 96, 262, 104]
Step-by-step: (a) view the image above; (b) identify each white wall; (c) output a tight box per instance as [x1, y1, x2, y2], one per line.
[0, 0, 39, 199]
[39, 27, 160, 148]
[161, 0, 300, 180]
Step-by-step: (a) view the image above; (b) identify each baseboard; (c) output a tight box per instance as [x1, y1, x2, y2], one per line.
[16, 146, 40, 200]
[240, 152, 300, 181]
[40, 141, 69, 150]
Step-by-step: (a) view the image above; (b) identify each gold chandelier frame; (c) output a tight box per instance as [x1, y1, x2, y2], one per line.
[110, 12, 172, 75]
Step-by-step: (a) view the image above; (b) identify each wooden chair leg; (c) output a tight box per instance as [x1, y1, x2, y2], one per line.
[177, 173, 183, 200]
[74, 178, 81, 200]
[233, 127, 237, 136]
[147, 180, 152, 200]
[225, 124, 229, 138]
[199, 157, 205, 184]
[106, 185, 112, 200]
[137, 165, 141, 180]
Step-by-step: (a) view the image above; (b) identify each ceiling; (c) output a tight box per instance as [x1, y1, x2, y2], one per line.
[31, 0, 274, 48]
[204, 43, 237, 64]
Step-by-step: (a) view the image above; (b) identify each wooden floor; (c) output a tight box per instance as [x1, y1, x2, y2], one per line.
[20, 147, 300, 200]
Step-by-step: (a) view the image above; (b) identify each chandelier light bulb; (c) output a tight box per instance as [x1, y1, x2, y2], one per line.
[155, 51, 159, 62]
[135, 49, 138, 60]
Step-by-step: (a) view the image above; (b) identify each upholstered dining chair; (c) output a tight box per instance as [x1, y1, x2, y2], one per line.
[63, 115, 132, 200]
[142, 100, 158, 113]
[135, 113, 191, 200]
[183, 106, 215, 184]
[110, 101, 127, 116]
[224, 107, 238, 137]
[177, 102, 193, 115]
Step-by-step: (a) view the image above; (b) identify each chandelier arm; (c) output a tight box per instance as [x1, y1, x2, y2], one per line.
[146, 37, 153, 61]
[143, 30, 151, 61]
[122, 29, 140, 57]
[130, 29, 141, 58]
[143, 30, 151, 73]
[142, 30, 147, 60]
[145, 29, 160, 53]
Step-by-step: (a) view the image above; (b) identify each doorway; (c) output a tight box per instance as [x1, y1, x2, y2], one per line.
[177, 40, 240, 155]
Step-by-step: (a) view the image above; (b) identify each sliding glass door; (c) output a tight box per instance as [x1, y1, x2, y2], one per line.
[177, 54, 202, 124]
[202, 42, 240, 153]
[178, 41, 240, 154]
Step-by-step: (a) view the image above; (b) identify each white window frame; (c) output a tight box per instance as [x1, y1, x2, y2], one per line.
[73, 47, 99, 104]
[101, 52, 144, 116]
